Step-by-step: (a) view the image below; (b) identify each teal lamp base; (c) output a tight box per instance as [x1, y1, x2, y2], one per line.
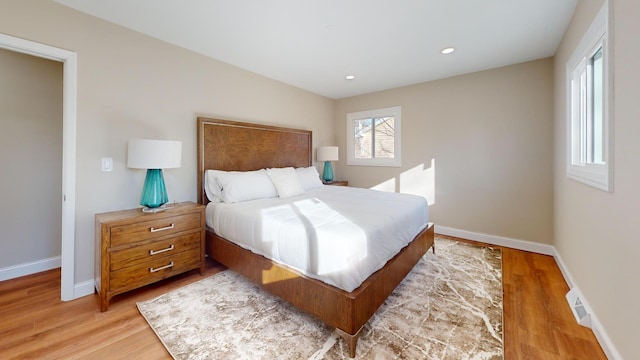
[322, 161, 334, 183]
[140, 169, 168, 211]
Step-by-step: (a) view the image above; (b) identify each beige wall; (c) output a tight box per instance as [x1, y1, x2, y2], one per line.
[554, 0, 638, 358]
[2, 0, 636, 356]
[335, 59, 554, 244]
[0, 0, 334, 285]
[0, 48, 63, 268]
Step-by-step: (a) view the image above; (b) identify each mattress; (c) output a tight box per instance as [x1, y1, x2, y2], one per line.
[206, 185, 429, 292]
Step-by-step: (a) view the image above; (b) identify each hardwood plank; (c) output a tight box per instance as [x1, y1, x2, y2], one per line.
[0, 236, 606, 359]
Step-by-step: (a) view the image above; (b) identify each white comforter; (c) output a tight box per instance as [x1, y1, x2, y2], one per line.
[206, 186, 429, 292]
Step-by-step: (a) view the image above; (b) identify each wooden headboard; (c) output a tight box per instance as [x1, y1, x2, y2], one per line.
[197, 117, 312, 204]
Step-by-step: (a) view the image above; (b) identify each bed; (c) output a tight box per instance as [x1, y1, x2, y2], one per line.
[197, 117, 434, 357]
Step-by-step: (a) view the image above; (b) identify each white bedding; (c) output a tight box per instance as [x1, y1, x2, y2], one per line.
[206, 185, 429, 292]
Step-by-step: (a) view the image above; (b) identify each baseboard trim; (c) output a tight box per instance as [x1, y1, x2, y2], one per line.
[74, 279, 95, 299]
[0, 256, 61, 282]
[435, 225, 621, 360]
[554, 250, 622, 360]
[0, 257, 95, 300]
[591, 316, 623, 360]
[435, 225, 556, 255]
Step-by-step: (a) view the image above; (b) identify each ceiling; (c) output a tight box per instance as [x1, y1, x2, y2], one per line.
[54, 0, 578, 99]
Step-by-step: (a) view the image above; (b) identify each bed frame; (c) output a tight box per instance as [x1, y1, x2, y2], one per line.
[197, 117, 434, 357]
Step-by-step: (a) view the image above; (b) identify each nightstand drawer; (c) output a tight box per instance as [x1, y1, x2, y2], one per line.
[110, 213, 201, 246]
[110, 231, 201, 271]
[109, 246, 201, 292]
[96, 202, 205, 311]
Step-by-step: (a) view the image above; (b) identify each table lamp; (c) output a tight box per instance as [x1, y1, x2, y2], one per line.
[127, 139, 182, 212]
[317, 146, 339, 183]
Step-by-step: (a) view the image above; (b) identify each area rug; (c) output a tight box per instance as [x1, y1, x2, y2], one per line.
[137, 238, 503, 359]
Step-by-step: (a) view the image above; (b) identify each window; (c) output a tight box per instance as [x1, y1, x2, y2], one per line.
[567, 3, 612, 191]
[346, 106, 401, 167]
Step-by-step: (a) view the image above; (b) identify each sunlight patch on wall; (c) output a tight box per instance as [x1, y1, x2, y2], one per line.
[371, 177, 396, 192]
[369, 159, 435, 205]
[400, 159, 435, 205]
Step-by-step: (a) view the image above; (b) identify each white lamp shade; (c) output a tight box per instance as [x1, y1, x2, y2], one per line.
[317, 146, 339, 162]
[127, 139, 182, 169]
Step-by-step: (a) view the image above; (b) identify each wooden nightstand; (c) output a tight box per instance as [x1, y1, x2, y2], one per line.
[95, 202, 205, 311]
[325, 180, 348, 186]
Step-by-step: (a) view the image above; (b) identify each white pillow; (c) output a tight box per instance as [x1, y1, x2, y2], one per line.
[207, 169, 278, 203]
[295, 166, 323, 190]
[204, 170, 226, 203]
[266, 167, 306, 199]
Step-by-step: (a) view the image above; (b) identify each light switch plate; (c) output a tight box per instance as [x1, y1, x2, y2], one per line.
[101, 157, 113, 172]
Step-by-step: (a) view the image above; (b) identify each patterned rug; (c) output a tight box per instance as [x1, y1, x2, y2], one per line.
[137, 238, 503, 359]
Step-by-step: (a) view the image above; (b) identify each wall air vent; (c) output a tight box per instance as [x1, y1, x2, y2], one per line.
[566, 287, 592, 328]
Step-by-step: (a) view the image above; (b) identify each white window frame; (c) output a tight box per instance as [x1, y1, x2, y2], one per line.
[566, 3, 613, 192]
[346, 106, 401, 167]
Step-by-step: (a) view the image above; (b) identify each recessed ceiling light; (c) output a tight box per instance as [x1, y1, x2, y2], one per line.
[345, 75, 356, 80]
[441, 47, 455, 54]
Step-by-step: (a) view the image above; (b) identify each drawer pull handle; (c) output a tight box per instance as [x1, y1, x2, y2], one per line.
[150, 261, 174, 273]
[150, 223, 175, 233]
[149, 244, 175, 256]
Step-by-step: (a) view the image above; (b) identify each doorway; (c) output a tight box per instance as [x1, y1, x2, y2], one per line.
[0, 33, 77, 301]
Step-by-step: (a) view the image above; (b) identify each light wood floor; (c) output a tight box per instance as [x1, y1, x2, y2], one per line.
[0, 235, 606, 359]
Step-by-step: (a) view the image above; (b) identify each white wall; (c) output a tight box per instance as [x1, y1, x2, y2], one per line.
[0, 0, 334, 288]
[554, 0, 639, 358]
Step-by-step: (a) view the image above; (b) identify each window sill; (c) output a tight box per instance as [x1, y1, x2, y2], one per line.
[567, 164, 612, 192]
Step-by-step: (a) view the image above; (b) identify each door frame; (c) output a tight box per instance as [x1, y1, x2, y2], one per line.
[0, 33, 77, 301]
